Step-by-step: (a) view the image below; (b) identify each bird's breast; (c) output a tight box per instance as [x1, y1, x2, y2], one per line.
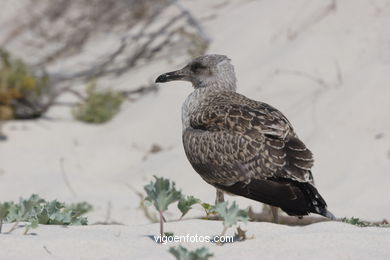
[181, 90, 204, 130]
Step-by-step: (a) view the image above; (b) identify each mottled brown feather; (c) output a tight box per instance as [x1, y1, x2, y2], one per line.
[156, 54, 333, 218]
[183, 91, 314, 186]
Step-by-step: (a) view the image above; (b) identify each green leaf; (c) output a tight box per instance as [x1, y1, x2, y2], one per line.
[200, 202, 217, 217]
[72, 80, 124, 124]
[342, 217, 390, 228]
[200, 203, 216, 217]
[0, 202, 12, 233]
[143, 199, 152, 207]
[29, 218, 39, 229]
[215, 201, 248, 228]
[69, 216, 88, 226]
[144, 176, 182, 212]
[169, 246, 213, 260]
[13, 194, 45, 221]
[69, 202, 93, 218]
[24, 218, 39, 234]
[178, 196, 201, 218]
[164, 232, 174, 237]
[0, 202, 12, 220]
[2, 194, 92, 226]
[5, 202, 21, 222]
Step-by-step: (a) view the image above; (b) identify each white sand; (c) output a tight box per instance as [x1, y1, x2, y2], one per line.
[1, 0, 390, 259]
[1, 221, 390, 259]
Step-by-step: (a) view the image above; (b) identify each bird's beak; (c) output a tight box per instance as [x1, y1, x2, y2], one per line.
[155, 68, 188, 83]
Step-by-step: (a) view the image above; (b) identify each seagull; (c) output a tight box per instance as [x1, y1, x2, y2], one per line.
[155, 54, 335, 220]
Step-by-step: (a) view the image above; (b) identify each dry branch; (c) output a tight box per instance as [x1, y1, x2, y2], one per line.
[1, 0, 209, 120]
[47, 0, 209, 81]
[60, 158, 77, 197]
[287, 0, 337, 40]
[274, 69, 329, 89]
[172, 0, 211, 44]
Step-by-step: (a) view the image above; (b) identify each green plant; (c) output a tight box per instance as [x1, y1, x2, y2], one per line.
[0, 194, 93, 235]
[178, 195, 201, 219]
[68, 201, 93, 218]
[0, 202, 12, 233]
[133, 188, 159, 223]
[169, 246, 213, 260]
[214, 201, 248, 242]
[342, 217, 390, 228]
[144, 176, 182, 237]
[200, 203, 217, 218]
[72, 81, 123, 124]
[142, 177, 251, 244]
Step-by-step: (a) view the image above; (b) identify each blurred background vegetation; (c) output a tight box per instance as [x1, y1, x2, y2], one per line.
[1, 0, 389, 229]
[0, 48, 48, 120]
[0, 0, 209, 137]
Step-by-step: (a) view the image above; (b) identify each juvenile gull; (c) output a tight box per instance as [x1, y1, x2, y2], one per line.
[155, 54, 335, 219]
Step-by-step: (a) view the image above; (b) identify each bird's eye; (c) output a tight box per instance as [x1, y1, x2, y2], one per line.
[190, 63, 206, 72]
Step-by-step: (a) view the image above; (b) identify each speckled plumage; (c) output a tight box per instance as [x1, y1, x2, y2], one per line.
[156, 54, 334, 219]
[182, 90, 314, 184]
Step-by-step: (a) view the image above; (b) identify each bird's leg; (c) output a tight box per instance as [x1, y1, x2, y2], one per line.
[263, 205, 280, 223]
[215, 189, 225, 205]
[270, 206, 279, 224]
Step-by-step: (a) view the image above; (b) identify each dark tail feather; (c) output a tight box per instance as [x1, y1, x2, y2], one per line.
[215, 178, 334, 219]
[299, 182, 335, 220]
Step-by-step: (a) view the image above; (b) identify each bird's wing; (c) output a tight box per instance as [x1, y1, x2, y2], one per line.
[183, 91, 314, 185]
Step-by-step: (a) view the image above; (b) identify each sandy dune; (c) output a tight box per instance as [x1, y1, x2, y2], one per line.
[1, 0, 390, 259]
[1, 221, 390, 260]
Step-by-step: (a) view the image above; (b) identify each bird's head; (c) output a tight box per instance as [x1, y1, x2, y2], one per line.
[155, 54, 237, 91]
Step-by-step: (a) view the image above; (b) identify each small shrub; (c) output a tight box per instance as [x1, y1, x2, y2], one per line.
[342, 217, 390, 228]
[0, 202, 12, 233]
[0, 194, 93, 235]
[142, 176, 251, 245]
[169, 246, 213, 260]
[200, 203, 217, 218]
[72, 81, 123, 124]
[215, 201, 248, 242]
[178, 195, 201, 219]
[0, 105, 13, 120]
[144, 176, 182, 238]
[0, 48, 48, 119]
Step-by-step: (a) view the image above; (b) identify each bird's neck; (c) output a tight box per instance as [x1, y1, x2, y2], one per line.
[196, 82, 236, 92]
[193, 84, 235, 97]
[194, 72, 237, 92]
[181, 83, 235, 130]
